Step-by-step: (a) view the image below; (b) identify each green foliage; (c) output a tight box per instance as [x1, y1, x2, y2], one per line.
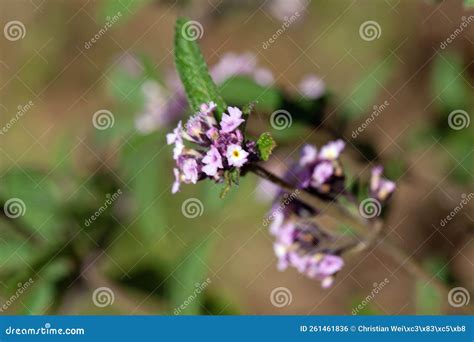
[98, 0, 152, 24]
[431, 52, 468, 111]
[343, 57, 394, 121]
[415, 258, 449, 314]
[219, 76, 282, 112]
[120, 133, 169, 238]
[174, 17, 227, 119]
[256, 132, 276, 161]
[169, 237, 214, 315]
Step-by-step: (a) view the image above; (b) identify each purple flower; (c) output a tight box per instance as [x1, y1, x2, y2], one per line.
[226, 144, 249, 167]
[311, 161, 334, 186]
[319, 139, 345, 160]
[220, 106, 245, 133]
[202, 146, 223, 176]
[299, 74, 326, 99]
[370, 166, 396, 202]
[180, 157, 200, 184]
[172, 168, 181, 194]
[300, 145, 317, 166]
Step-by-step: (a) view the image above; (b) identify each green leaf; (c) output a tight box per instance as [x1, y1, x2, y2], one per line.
[431, 52, 468, 111]
[256, 132, 276, 161]
[98, 0, 152, 25]
[174, 17, 227, 119]
[464, 0, 474, 7]
[169, 237, 213, 315]
[219, 76, 282, 112]
[343, 57, 394, 121]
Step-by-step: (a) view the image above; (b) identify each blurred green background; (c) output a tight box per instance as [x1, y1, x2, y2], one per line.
[0, 0, 473, 315]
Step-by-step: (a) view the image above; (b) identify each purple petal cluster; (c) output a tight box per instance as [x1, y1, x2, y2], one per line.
[270, 214, 344, 288]
[294, 139, 346, 199]
[167, 102, 258, 193]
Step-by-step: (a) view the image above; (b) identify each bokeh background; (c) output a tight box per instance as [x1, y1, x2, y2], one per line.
[0, 0, 473, 315]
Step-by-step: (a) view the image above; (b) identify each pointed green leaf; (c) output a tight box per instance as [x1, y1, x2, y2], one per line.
[174, 17, 227, 119]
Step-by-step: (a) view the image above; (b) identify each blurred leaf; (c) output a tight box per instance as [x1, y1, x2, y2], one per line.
[0, 168, 63, 239]
[219, 76, 282, 112]
[98, 0, 152, 25]
[415, 258, 447, 314]
[256, 132, 276, 161]
[464, 0, 474, 7]
[169, 237, 213, 315]
[343, 58, 394, 121]
[174, 17, 227, 118]
[431, 52, 468, 111]
[121, 133, 169, 238]
[415, 281, 442, 314]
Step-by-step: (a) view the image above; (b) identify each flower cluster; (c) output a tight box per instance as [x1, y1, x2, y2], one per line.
[268, 140, 396, 287]
[167, 102, 258, 193]
[269, 205, 344, 288]
[293, 139, 346, 199]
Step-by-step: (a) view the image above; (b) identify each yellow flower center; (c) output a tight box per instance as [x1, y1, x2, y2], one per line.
[232, 150, 240, 158]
